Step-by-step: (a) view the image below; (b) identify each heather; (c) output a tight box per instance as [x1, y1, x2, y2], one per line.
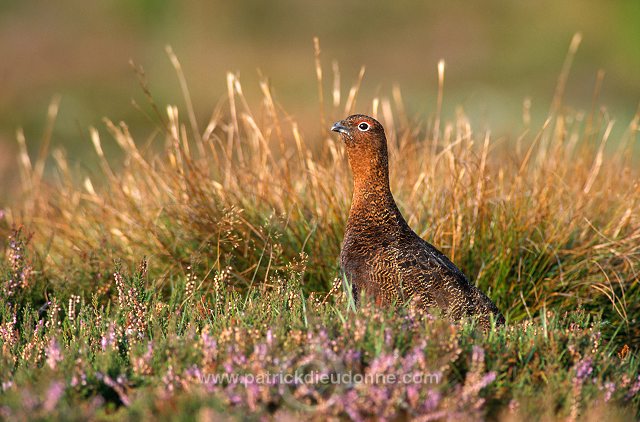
[1, 42, 639, 419]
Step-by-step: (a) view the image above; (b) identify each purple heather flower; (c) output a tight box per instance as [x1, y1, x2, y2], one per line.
[384, 328, 393, 347]
[603, 381, 616, 402]
[342, 389, 363, 422]
[253, 343, 267, 361]
[201, 332, 217, 353]
[101, 324, 117, 351]
[70, 371, 87, 387]
[46, 339, 63, 370]
[368, 353, 396, 378]
[479, 372, 497, 389]
[406, 383, 420, 407]
[626, 375, 640, 400]
[402, 346, 423, 371]
[245, 380, 260, 411]
[423, 389, 441, 413]
[162, 366, 179, 395]
[43, 381, 65, 412]
[318, 328, 329, 341]
[368, 384, 390, 404]
[227, 393, 243, 405]
[508, 398, 520, 413]
[184, 365, 203, 381]
[229, 346, 247, 366]
[344, 349, 362, 365]
[21, 390, 38, 412]
[575, 357, 593, 381]
[472, 345, 485, 364]
[100, 373, 131, 406]
[462, 370, 497, 401]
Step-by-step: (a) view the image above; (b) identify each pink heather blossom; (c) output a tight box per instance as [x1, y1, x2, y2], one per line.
[384, 328, 393, 347]
[101, 324, 117, 351]
[143, 341, 154, 360]
[368, 352, 396, 377]
[603, 381, 616, 402]
[479, 372, 497, 389]
[46, 339, 63, 370]
[184, 365, 203, 381]
[472, 345, 485, 364]
[406, 383, 420, 407]
[574, 357, 593, 381]
[201, 331, 218, 364]
[43, 381, 65, 411]
[97, 372, 131, 406]
[626, 375, 640, 399]
[423, 389, 441, 412]
[70, 372, 87, 387]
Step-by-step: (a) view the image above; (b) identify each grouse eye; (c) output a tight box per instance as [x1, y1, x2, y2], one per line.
[357, 122, 370, 131]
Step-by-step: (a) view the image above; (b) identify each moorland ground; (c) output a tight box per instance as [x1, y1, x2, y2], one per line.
[1, 46, 639, 420]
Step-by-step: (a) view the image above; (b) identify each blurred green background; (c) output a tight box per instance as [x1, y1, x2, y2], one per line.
[1, 0, 639, 199]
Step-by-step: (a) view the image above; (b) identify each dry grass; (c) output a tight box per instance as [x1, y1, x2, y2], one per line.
[4, 37, 640, 344]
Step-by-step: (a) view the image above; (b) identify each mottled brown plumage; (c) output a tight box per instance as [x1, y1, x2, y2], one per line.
[332, 114, 504, 329]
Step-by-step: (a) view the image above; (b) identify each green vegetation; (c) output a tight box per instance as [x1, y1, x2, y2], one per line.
[1, 45, 639, 419]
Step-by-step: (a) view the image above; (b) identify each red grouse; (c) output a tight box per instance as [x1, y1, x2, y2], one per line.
[332, 114, 504, 328]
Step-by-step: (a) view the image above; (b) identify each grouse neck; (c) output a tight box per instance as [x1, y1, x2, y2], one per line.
[347, 142, 391, 197]
[349, 158, 396, 213]
[352, 175, 392, 198]
[348, 176, 403, 232]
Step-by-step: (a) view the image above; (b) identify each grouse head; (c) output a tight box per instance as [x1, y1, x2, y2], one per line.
[331, 114, 389, 189]
[331, 114, 386, 148]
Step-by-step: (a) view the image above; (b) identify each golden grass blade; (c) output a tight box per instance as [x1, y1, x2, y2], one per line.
[34, 95, 61, 191]
[16, 129, 33, 194]
[344, 66, 366, 116]
[550, 32, 582, 114]
[90, 128, 116, 182]
[332, 60, 341, 109]
[313, 37, 326, 131]
[583, 120, 614, 194]
[166, 45, 202, 145]
[434, 59, 445, 145]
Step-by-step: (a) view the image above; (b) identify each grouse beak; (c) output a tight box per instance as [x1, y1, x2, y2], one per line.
[331, 121, 349, 134]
